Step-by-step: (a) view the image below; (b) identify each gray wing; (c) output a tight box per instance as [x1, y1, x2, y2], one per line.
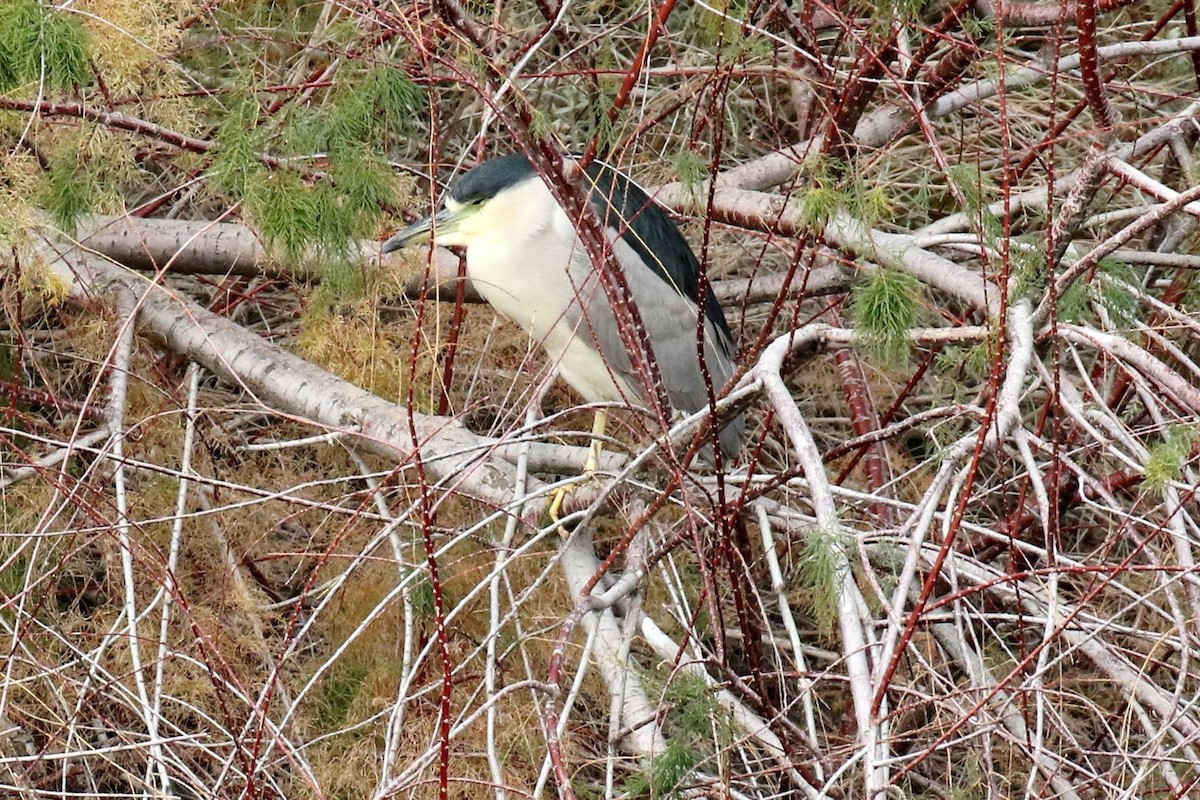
[569, 236, 744, 459]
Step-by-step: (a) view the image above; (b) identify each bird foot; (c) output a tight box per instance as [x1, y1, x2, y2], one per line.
[547, 476, 604, 537]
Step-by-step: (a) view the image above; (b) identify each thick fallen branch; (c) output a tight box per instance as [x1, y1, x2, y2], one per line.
[73, 214, 459, 282]
[75, 214, 849, 305]
[47, 245, 532, 511]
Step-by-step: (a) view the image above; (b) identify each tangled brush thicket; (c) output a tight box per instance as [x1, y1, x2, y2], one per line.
[3, 1, 1200, 798]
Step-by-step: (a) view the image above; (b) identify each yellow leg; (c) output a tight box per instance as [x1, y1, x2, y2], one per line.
[548, 409, 608, 534]
[584, 409, 607, 472]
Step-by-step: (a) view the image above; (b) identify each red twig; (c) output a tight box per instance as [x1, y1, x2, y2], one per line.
[436, 252, 469, 416]
[579, 0, 679, 168]
[0, 378, 107, 423]
[828, 305, 894, 527]
[1075, 0, 1118, 132]
[0, 97, 218, 156]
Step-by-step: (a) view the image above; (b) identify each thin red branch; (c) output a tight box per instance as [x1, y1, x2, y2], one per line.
[1075, 0, 1118, 132]
[579, 0, 679, 167]
[0, 97, 217, 156]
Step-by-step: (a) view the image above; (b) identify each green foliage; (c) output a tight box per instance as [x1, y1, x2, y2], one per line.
[945, 163, 1004, 245]
[39, 147, 97, 233]
[690, 1, 748, 46]
[798, 527, 850, 634]
[1057, 273, 1091, 324]
[849, 268, 921, 363]
[316, 658, 371, 729]
[626, 737, 701, 799]
[455, 42, 491, 82]
[798, 185, 841, 232]
[1010, 245, 1048, 300]
[321, 149, 396, 242]
[936, 332, 996, 392]
[0, 548, 26, 602]
[796, 157, 894, 231]
[246, 168, 317, 263]
[888, 0, 929, 23]
[236, 0, 324, 30]
[1143, 427, 1198, 496]
[300, 66, 422, 151]
[0, 0, 91, 93]
[723, 35, 771, 62]
[795, 158, 846, 232]
[861, 0, 929, 36]
[703, 2, 773, 60]
[978, 207, 1004, 242]
[1056, 258, 1142, 331]
[528, 107, 554, 141]
[1094, 259, 1141, 330]
[583, 100, 617, 153]
[311, 261, 365, 307]
[625, 670, 735, 797]
[205, 65, 418, 283]
[672, 150, 708, 190]
[38, 5, 90, 90]
[241, 152, 397, 271]
[681, 0, 772, 62]
[0, 0, 41, 91]
[946, 162, 992, 211]
[944, 750, 987, 800]
[961, 12, 997, 39]
[409, 572, 436, 622]
[853, 184, 894, 227]
[668, 673, 731, 744]
[210, 97, 264, 199]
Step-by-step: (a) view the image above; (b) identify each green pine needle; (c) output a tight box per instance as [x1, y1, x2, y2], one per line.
[935, 333, 996, 392]
[1055, 258, 1142, 330]
[328, 147, 396, 237]
[40, 5, 90, 89]
[207, 70, 417, 278]
[1011, 246, 1048, 300]
[798, 185, 840, 232]
[1096, 259, 1141, 330]
[362, 66, 424, 139]
[1057, 276, 1090, 324]
[1143, 427, 1198, 497]
[246, 168, 318, 263]
[316, 659, 370, 729]
[849, 268, 920, 363]
[409, 573, 435, 622]
[627, 738, 700, 799]
[667, 673, 722, 741]
[210, 97, 263, 198]
[946, 162, 992, 212]
[311, 181, 352, 248]
[315, 66, 423, 149]
[40, 149, 96, 233]
[853, 184, 894, 227]
[527, 107, 553, 141]
[584, 99, 617, 152]
[672, 150, 708, 188]
[0, 0, 91, 93]
[799, 527, 850, 634]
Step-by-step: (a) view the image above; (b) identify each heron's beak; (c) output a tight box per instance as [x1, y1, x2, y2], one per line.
[381, 206, 457, 253]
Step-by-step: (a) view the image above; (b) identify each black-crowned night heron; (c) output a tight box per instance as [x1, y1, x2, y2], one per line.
[383, 154, 743, 496]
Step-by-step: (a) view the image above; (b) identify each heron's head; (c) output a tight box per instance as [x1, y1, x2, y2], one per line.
[382, 155, 542, 253]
